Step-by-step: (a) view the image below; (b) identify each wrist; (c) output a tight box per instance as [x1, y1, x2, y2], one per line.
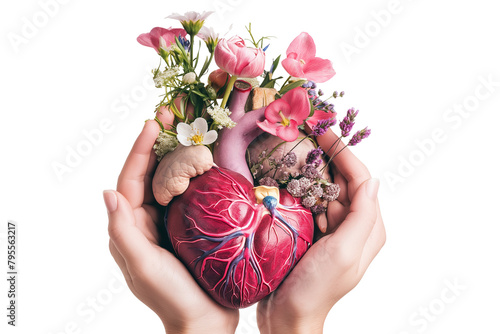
[258, 311, 325, 334]
[161, 316, 238, 334]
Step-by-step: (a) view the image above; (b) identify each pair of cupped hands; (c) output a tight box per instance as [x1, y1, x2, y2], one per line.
[103, 108, 385, 334]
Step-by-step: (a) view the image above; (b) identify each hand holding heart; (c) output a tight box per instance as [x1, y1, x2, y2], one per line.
[105, 110, 385, 333]
[257, 129, 386, 334]
[105, 116, 239, 334]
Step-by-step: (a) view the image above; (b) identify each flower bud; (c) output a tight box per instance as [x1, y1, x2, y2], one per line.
[182, 72, 197, 84]
[208, 69, 230, 98]
[206, 85, 217, 100]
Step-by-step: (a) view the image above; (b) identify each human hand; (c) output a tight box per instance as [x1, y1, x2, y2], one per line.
[104, 113, 239, 334]
[257, 129, 386, 334]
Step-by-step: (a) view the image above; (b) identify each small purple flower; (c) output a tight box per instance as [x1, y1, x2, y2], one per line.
[348, 127, 371, 146]
[287, 179, 304, 197]
[311, 118, 337, 137]
[306, 147, 324, 167]
[309, 184, 324, 197]
[282, 152, 297, 168]
[310, 204, 326, 214]
[178, 35, 190, 52]
[301, 196, 317, 208]
[301, 164, 320, 179]
[323, 183, 340, 202]
[259, 177, 279, 187]
[298, 177, 311, 191]
[302, 81, 314, 88]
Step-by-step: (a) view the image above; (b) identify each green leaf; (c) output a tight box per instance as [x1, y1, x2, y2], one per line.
[279, 79, 307, 95]
[194, 41, 201, 69]
[271, 55, 281, 74]
[154, 116, 165, 131]
[260, 72, 271, 87]
[191, 89, 206, 97]
[262, 76, 283, 88]
[308, 98, 315, 117]
[179, 96, 187, 118]
[260, 56, 281, 88]
[175, 37, 187, 58]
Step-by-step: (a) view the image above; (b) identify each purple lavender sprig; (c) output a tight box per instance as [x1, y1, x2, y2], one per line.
[306, 147, 324, 167]
[311, 118, 337, 137]
[339, 108, 358, 137]
[348, 127, 371, 146]
[320, 107, 371, 173]
[301, 81, 336, 113]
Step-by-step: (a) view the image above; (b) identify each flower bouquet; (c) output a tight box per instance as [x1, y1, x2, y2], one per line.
[137, 11, 370, 309]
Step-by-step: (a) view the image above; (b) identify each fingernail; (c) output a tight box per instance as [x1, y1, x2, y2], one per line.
[365, 178, 379, 200]
[103, 190, 118, 213]
[320, 222, 327, 234]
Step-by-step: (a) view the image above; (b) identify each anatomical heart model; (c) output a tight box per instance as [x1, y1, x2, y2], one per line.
[137, 11, 371, 308]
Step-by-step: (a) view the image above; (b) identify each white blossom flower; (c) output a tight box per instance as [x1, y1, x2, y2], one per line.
[182, 72, 197, 84]
[176, 117, 217, 146]
[207, 105, 236, 129]
[154, 66, 181, 88]
[198, 26, 219, 52]
[198, 26, 218, 42]
[153, 131, 179, 161]
[167, 11, 213, 22]
[166, 11, 214, 35]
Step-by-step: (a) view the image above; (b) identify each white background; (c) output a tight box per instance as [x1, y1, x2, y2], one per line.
[1, 0, 499, 333]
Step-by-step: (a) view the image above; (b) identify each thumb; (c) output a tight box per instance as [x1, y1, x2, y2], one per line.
[331, 178, 379, 255]
[104, 190, 153, 265]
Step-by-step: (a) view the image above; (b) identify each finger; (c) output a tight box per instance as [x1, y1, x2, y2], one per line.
[155, 105, 176, 129]
[118, 120, 160, 209]
[315, 212, 328, 233]
[315, 129, 371, 198]
[143, 146, 161, 206]
[105, 190, 155, 265]
[326, 200, 349, 233]
[330, 178, 379, 256]
[359, 201, 386, 271]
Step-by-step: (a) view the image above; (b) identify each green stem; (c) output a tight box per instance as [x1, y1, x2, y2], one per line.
[320, 137, 344, 173]
[199, 52, 214, 78]
[281, 76, 291, 88]
[271, 135, 310, 179]
[189, 33, 194, 70]
[220, 75, 238, 109]
[154, 116, 165, 131]
[163, 130, 177, 136]
[286, 135, 309, 157]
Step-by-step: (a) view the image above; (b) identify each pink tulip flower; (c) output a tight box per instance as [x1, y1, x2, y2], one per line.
[282, 32, 336, 83]
[137, 27, 187, 53]
[257, 88, 310, 142]
[214, 36, 265, 78]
